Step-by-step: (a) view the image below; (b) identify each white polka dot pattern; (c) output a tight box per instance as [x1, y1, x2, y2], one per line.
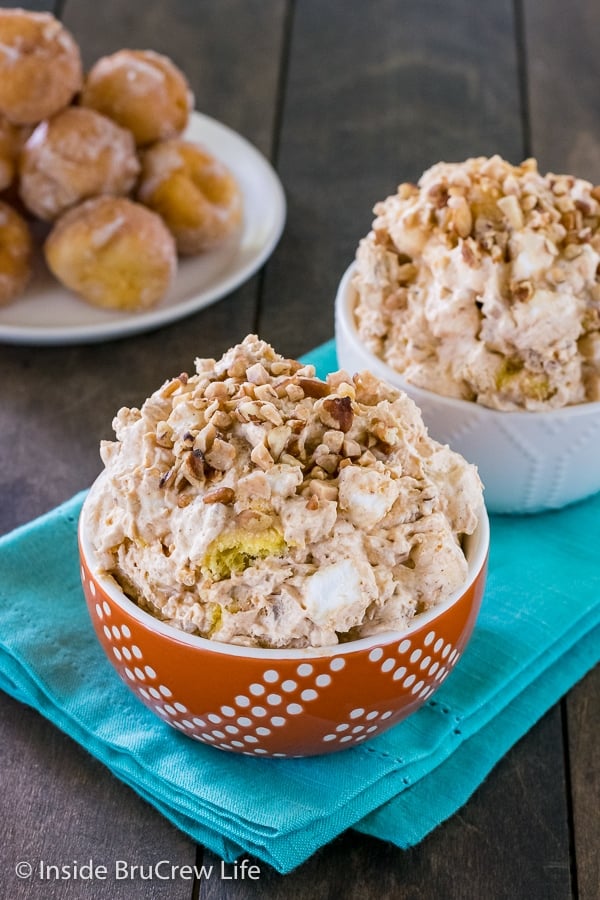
[86, 582, 353, 756]
[82, 562, 471, 758]
[322, 708, 394, 746]
[365, 626, 462, 701]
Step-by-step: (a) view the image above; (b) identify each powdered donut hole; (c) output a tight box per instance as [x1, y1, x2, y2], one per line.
[0, 200, 33, 306]
[137, 139, 243, 255]
[0, 9, 83, 125]
[80, 49, 194, 146]
[19, 106, 141, 222]
[44, 196, 177, 311]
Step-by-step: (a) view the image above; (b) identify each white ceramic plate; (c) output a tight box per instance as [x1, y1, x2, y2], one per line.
[0, 112, 286, 345]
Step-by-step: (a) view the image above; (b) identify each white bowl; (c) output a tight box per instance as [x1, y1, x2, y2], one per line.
[335, 263, 600, 515]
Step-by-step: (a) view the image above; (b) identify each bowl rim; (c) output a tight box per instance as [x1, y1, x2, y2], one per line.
[79, 481, 490, 661]
[336, 260, 600, 420]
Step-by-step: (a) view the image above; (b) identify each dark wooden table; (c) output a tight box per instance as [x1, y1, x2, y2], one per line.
[1, 2, 598, 897]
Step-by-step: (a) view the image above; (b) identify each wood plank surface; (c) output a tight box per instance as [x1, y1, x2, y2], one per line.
[524, 4, 600, 897]
[1, 694, 193, 900]
[0, 3, 285, 899]
[565, 667, 600, 900]
[524, 0, 600, 180]
[199, 708, 571, 900]
[0, 1, 597, 898]
[0, 0, 56, 10]
[258, 0, 525, 357]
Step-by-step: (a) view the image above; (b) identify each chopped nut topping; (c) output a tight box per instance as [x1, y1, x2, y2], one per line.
[321, 396, 354, 432]
[204, 438, 236, 471]
[155, 422, 173, 448]
[235, 509, 273, 531]
[312, 447, 339, 473]
[322, 429, 345, 453]
[204, 381, 229, 400]
[497, 194, 524, 229]
[266, 424, 292, 460]
[179, 449, 205, 486]
[461, 239, 479, 267]
[161, 377, 185, 398]
[202, 486, 235, 505]
[246, 362, 270, 385]
[397, 262, 418, 283]
[510, 280, 534, 302]
[93, 335, 483, 649]
[448, 195, 472, 238]
[342, 438, 362, 457]
[297, 377, 331, 398]
[194, 422, 217, 453]
[427, 182, 449, 208]
[354, 155, 600, 410]
[250, 442, 274, 470]
[159, 468, 175, 488]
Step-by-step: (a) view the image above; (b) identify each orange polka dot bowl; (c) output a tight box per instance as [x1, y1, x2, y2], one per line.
[78, 499, 489, 758]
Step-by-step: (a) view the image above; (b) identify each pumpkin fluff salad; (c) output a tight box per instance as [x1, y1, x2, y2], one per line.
[87, 336, 483, 649]
[354, 155, 600, 410]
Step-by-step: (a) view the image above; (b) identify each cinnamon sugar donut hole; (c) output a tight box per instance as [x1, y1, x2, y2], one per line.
[137, 139, 243, 255]
[0, 9, 83, 125]
[19, 106, 140, 222]
[80, 49, 193, 146]
[0, 200, 33, 306]
[44, 196, 177, 312]
[0, 115, 20, 191]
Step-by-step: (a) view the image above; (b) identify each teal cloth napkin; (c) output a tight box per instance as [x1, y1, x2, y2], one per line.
[0, 340, 598, 874]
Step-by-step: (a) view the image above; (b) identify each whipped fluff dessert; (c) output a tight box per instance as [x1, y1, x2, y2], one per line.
[86, 336, 483, 648]
[354, 155, 600, 410]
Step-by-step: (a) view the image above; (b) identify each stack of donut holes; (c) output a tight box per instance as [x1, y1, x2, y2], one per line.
[0, 8, 243, 311]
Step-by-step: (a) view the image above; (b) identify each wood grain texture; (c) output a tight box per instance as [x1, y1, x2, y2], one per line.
[0, 1, 56, 10]
[0, 1, 597, 897]
[62, 0, 286, 159]
[524, 5, 600, 897]
[0, 693, 194, 900]
[565, 667, 600, 900]
[0, 3, 284, 899]
[524, 0, 600, 180]
[198, 707, 571, 899]
[257, 0, 524, 358]
[0, 0, 286, 536]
